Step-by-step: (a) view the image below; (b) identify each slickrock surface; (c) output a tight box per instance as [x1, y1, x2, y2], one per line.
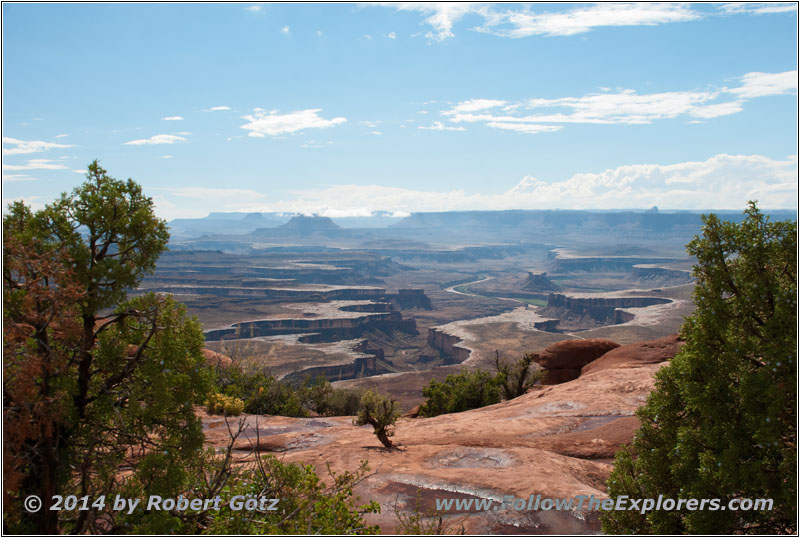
[202, 335, 679, 534]
[581, 334, 683, 376]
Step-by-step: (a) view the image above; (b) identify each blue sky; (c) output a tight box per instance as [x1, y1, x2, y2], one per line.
[2, 2, 797, 220]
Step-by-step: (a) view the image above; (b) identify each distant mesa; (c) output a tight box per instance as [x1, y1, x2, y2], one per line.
[646, 205, 659, 214]
[522, 271, 561, 292]
[278, 215, 342, 233]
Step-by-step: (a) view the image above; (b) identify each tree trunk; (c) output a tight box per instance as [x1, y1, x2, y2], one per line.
[376, 428, 393, 448]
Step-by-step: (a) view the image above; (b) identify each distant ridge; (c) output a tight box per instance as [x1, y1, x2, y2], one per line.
[278, 215, 342, 232]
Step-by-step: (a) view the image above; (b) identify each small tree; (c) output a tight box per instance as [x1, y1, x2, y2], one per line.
[494, 352, 544, 399]
[602, 203, 796, 534]
[418, 370, 502, 417]
[354, 390, 401, 448]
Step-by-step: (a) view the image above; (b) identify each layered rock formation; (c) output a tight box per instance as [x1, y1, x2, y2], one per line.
[204, 309, 417, 342]
[532, 339, 620, 384]
[538, 293, 672, 328]
[427, 328, 471, 364]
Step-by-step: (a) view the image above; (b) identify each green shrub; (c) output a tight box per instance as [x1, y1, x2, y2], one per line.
[494, 352, 544, 399]
[419, 370, 502, 418]
[205, 393, 245, 416]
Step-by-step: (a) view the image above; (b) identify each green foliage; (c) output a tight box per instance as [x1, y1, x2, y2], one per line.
[4, 161, 169, 316]
[216, 366, 363, 417]
[202, 456, 381, 534]
[205, 393, 245, 416]
[418, 370, 502, 417]
[602, 203, 797, 534]
[107, 429, 380, 535]
[354, 390, 401, 448]
[3, 162, 212, 534]
[494, 351, 544, 400]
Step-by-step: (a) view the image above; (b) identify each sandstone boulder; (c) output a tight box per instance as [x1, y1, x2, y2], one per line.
[533, 338, 620, 384]
[581, 334, 682, 376]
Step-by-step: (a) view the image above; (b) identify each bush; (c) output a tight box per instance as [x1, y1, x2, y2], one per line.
[354, 390, 401, 448]
[205, 393, 245, 416]
[418, 370, 502, 417]
[318, 386, 364, 416]
[214, 365, 364, 418]
[494, 352, 543, 399]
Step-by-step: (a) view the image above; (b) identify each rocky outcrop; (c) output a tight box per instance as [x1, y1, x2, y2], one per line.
[277, 215, 342, 232]
[522, 271, 561, 292]
[540, 293, 671, 326]
[282, 355, 388, 384]
[630, 265, 693, 285]
[581, 334, 682, 376]
[393, 289, 433, 310]
[551, 256, 677, 273]
[427, 328, 471, 364]
[533, 339, 621, 384]
[205, 311, 417, 342]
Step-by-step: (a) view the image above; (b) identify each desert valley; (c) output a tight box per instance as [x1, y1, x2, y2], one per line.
[131, 208, 790, 533]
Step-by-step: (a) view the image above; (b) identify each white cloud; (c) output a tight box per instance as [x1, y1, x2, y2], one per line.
[418, 121, 466, 131]
[55, 134, 69, 138]
[208, 106, 232, 111]
[436, 70, 795, 133]
[281, 25, 290, 34]
[2, 173, 38, 182]
[443, 98, 508, 114]
[386, 31, 397, 39]
[233, 154, 797, 215]
[390, 3, 699, 41]
[124, 134, 187, 145]
[485, 122, 563, 134]
[3, 158, 68, 170]
[475, 3, 700, 38]
[162, 155, 173, 159]
[241, 108, 346, 137]
[360, 120, 382, 127]
[718, 2, 797, 15]
[2, 137, 73, 156]
[162, 115, 184, 121]
[391, 3, 484, 41]
[246, 4, 263, 12]
[728, 70, 798, 98]
[688, 100, 744, 119]
[371, 131, 383, 135]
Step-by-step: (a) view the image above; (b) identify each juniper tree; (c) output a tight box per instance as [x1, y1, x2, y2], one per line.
[602, 202, 796, 534]
[3, 161, 213, 533]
